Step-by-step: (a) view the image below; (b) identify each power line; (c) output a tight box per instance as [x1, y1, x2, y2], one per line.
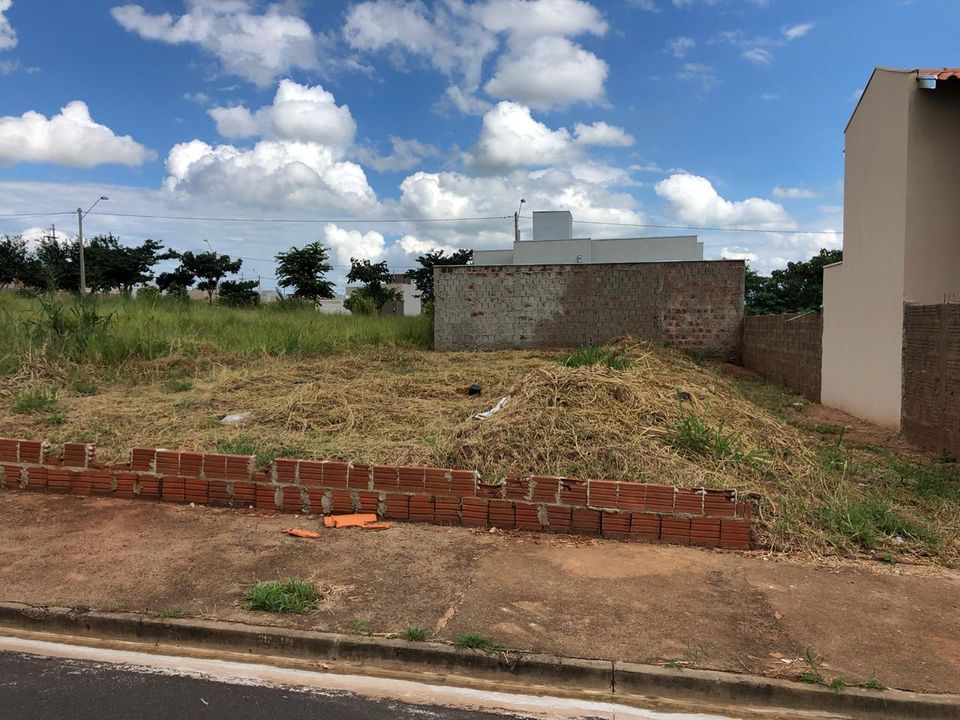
[87, 211, 513, 224]
[0, 212, 74, 221]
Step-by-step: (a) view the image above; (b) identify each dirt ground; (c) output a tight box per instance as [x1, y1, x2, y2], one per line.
[1, 492, 958, 695]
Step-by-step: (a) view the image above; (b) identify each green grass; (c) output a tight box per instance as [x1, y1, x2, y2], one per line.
[815, 494, 938, 550]
[402, 627, 430, 642]
[155, 608, 185, 619]
[166, 379, 194, 393]
[216, 436, 307, 467]
[244, 579, 318, 614]
[860, 672, 887, 691]
[454, 633, 501, 652]
[71, 380, 99, 396]
[0, 292, 434, 374]
[796, 648, 825, 685]
[349, 618, 371, 636]
[12, 389, 59, 414]
[559, 345, 631, 370]
[667, 411, 766, 467]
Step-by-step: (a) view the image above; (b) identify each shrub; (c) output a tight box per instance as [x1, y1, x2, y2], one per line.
[13, 389, 58, 414]
[244, 579, 318, 614]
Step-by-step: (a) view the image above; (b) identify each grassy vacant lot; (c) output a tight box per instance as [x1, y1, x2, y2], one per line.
[0, 292, 957, 565]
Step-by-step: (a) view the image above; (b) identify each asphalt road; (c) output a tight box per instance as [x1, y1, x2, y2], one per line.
[0, 650, 543, 720]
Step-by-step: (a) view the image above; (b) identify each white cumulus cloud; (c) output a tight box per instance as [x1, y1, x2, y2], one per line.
[470, 101, 575, 170]
[574, 121, 634, 147]
[208, 80, 357, 153]
[0, 101, 156, 168]
[163, 139, 376, 212]
[655, 173, 794, 229]
[356, 135, 439, 173]
[782, 22, 815, 41]
[0, 0, 16, 51]
[111, 0, 318, 87]
[471, 0, 607, 38]
[322, 223, 386, 266]
[484, 36, 608, 108]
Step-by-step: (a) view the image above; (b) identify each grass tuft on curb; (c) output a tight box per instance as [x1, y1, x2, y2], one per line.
[454, 633, 501, 652]
[244, 579, 318, 614]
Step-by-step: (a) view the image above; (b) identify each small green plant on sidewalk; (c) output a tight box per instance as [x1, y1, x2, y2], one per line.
[349, 618, 371, 636]
[454, 633, 501, 652]
[244, 579, 318, 614]
[155, 608, 185, 619]
[402, 627, 430, 642]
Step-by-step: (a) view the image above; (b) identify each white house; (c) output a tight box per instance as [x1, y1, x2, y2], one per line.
[472, 210, 703, 266]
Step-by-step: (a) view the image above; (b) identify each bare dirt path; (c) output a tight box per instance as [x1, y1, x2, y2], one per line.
[1, 493, 958, 695]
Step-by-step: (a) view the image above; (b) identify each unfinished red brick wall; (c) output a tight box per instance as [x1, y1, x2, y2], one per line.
[0, 438, 753, 549]
[901, 303, 960, 457]
[741, 312, 822, 402]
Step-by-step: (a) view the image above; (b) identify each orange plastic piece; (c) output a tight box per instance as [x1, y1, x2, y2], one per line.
[323, 513, 378, 528]
[284, 528, 321, 539]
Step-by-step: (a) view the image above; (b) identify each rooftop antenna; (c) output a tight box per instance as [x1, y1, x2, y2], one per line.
[514, 198, 526, 243]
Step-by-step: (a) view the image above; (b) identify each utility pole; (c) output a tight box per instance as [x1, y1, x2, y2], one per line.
[77, 208, 86, 295]
[514, 198, 526, 243]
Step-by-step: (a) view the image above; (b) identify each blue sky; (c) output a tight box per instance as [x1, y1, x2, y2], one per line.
[1, 0, 958, 288]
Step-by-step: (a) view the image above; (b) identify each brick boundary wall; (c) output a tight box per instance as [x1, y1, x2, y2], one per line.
[901, 303, 960, 457]
[434, 261, 745, 357]
[741, 312, 822, 402]
[0, 438, 752, 549]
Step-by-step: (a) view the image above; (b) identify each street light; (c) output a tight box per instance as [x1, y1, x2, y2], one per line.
[77, 196, 109, 295]
[514, 198, 526, 243]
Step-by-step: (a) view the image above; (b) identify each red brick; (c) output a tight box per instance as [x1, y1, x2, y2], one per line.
[255, 484, 279, 511]
[162, 477, 186, 503]
[281, 486, 305, 513]
[488, 500, 515, 528]
[383, 494, 409, 520]
[184, 479, 208, 504]
[661, 517, 691, 545]
[691, 517, 721, 547]
[645, 484, 675, 513]
[408, 494, 434, 522]
[205, 480, 228, 506]
[503, 477, 530, 500]
[114, 472, 136, 498]
[348, 463, 371, 490]
[398, 466, 425, 493]
[43, 455, 62, 467]
[703, 489, 736, 517]
[24, 466, 47, 491]
[70, 471, 91, 495]
[424, 468, 451, 496]
[155, 450, 180, 476]
[735, 499, 753, 519]
[62, 443, 91, 468]
[89, 470, 113, 495]
[179, 452, 204, 478]
[322, 461, 350, 488]
[357, 490, 379, 513]
[460, 498, 488, 527]
[601, 511, 631, 540]
[18, 440, 44, 465]
[559, 479, 587, 507]
[203, 453, 228, 480]
[274, 458, 299, 484]
[617, 483, 646, 512]
[136, 476, 160, 499]
[448, 470, 477, 497]
[720, 518, 751, 549]
[543, 505, 571, 532]
[329, 489, 353, 514]
[529, 476, 560, 503]
[588, 480, 618, 510]
[515, 502, 541, 530]
[225, 455, 253, 482]
[571, 507, 600, 534]
[629, 513, 660, 542]
[231, 482, 255, 507]
[46, 467, 71, 492]
[130, 447, 155, 472]
[372, 465, 398, 491]
[675, 489, 704, 516]
[0, 439, 19, 463]
[434, 497, 460, 524]
[476, 482, 503, 499]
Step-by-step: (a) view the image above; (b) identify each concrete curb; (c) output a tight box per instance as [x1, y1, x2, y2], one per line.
[0, 602, 956, 720]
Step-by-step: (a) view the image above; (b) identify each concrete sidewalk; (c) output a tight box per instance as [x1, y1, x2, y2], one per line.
[1, 493, 958, 695]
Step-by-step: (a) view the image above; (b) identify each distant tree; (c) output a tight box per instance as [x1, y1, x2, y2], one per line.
[0, 235, 28, 289]
[30, 236, 79, 292]
[85, 235, 176, 295]
[156, 266, 197, 296]
[343, 258, 400, 314]
[218, 279, 260, 307]
[177, 251, 243, 304]
[275, 242, 335, 303]
[405, 248, 472, 304]
[746, 248, 842, 315]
